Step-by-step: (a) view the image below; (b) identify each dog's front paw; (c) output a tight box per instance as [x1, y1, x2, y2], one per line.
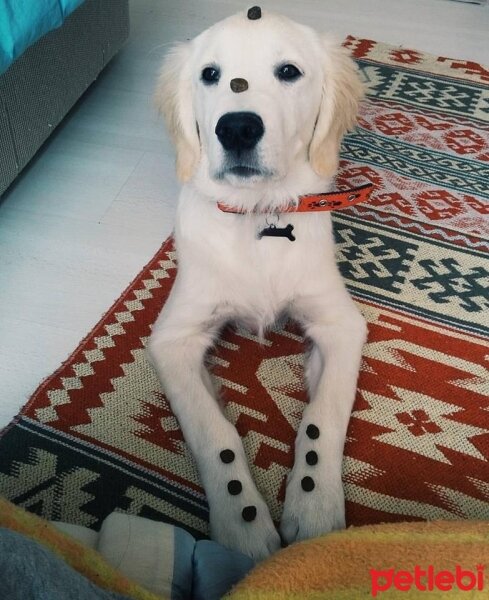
[280, 466, 345, 545]
[209, 490, 281, 561]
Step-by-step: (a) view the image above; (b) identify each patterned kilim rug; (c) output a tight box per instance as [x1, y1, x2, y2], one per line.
[1, 38, 488, 538]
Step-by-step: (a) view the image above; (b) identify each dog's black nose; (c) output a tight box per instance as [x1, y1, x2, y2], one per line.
[215, 112, 264, 153]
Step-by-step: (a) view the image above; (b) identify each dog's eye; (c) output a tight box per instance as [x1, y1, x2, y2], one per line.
[275, 63, 303, 82]
[201, 66, 221, 85]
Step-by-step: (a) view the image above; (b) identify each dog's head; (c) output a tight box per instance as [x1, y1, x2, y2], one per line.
[156, 7, 363, 197]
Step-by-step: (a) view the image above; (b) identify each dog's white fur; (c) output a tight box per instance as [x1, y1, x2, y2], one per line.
[148, 8, 367, 560]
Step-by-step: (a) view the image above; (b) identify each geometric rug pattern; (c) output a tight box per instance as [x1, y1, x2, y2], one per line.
[1, 38, 488, 538]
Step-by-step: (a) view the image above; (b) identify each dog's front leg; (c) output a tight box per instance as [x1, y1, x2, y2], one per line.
[280, 293, 367, 544]
[148, 305, 281, 561]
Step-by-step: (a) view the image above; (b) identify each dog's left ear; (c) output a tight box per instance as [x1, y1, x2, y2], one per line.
[309, 37, 364, 178]
[155, 42, 200, 182]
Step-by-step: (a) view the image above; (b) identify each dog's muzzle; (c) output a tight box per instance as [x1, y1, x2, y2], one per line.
[214, 111, 269, 179]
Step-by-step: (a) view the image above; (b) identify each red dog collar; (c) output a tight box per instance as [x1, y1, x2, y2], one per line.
[217, 183, 374, 214]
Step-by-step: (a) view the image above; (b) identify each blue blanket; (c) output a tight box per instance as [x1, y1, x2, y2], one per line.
[0, 0, 85, 75]
[0, 527, 254, 600]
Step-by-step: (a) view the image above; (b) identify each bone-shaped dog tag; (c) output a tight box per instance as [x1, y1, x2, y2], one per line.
[258, 223, 295, 241]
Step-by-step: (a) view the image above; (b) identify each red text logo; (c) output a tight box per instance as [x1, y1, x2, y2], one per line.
[370, 565, 485, 596]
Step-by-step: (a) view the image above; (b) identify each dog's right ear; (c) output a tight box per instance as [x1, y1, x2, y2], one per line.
[155, 43, 200, 182]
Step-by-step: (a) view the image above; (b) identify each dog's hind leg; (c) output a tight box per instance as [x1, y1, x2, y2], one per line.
[147, 302, 281, 561]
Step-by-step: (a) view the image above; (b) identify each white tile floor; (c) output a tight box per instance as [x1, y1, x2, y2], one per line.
[1, 0, 488, 428]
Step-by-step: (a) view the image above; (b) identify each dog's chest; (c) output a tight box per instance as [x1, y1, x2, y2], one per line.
[175, 196, 336, 322]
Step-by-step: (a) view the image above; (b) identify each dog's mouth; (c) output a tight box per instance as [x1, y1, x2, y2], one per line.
[227, 165, 262, 178]
[215, 163, 274, 181]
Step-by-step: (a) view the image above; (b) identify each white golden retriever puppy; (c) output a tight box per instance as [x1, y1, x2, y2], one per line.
[148, 6, 367, 560]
